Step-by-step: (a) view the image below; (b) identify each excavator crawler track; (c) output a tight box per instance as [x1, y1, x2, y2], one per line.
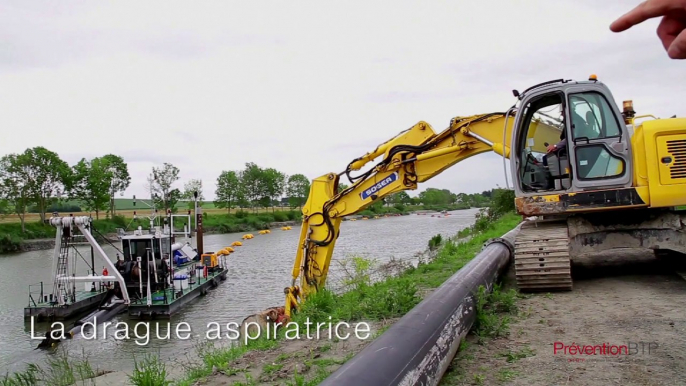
[514, 219, 572, 291]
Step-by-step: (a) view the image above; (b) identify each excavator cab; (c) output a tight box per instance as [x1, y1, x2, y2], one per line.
[511, 78, 633, 196]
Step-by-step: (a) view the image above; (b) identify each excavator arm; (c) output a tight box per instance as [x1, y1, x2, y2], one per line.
[283, 111, 562, 318]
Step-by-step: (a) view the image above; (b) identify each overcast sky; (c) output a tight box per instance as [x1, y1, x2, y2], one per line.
[1, 1, 683, 200]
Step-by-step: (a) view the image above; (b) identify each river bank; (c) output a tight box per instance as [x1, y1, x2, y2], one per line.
[158, 211, 521, 385]
[0, 209, 519, 385]
[1, 208, 483, 380]
[0, 205, 468, 254]
[3, 216, 392, 254]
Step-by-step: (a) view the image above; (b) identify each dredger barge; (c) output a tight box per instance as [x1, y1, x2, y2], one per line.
[24, 194, 229, 333]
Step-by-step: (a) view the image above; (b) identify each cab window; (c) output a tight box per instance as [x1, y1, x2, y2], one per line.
[569, 92, 621, 140]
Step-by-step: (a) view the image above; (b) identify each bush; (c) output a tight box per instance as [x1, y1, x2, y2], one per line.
[428, 233, 442, 251]
[111, 215, 127, 228]
[0, 233, 22, 253]
[29, 203, 82, 213]
[489, 189, 516, 218]
[128, 354, 171, 386]
[273, 212, 288, 222]
[472, 208, 494, 233]
[257, 214, 273, 223]
[286, 210, 301, 221]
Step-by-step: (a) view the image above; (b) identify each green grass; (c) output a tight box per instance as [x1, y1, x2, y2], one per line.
[128, 354, 172, 386]
[0, 347, 100, 386]
[403, 212, 520, 289]
[497, 347, 536, 363]
[174, 337, 278, 386]
[166, 210, 520, 385]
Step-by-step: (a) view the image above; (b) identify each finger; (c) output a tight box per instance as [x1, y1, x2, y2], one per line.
[656, 15, 684, 50]
[667, 29, 686, 58]
[610, 0, 684, 32]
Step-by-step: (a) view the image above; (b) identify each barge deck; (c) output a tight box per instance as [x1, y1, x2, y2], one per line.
[128, 266, 228, 319]
[24, 287, 109, 321]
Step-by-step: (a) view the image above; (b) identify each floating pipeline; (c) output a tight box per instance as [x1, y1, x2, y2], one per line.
[319, 224, 522, 386]
[66, 302, 128, 339]
[238, 215, 419, 332]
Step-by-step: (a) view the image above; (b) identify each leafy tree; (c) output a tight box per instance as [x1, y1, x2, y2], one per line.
[387, 191, 411, 205]
[261, 168, 286, 212]
[182, 179, 204, 209]
[338, 182, 350, 193]
[418, 188, 455, 206]
[240, 163, 265, 212]
[0, 154, 32, 232]
[69, 157, 112, 219]
[148, 163, 181, 213]
[100, 154, 130, 217]
[215, 171, 244, 213]
[286, 174, 310, 208]
[18, 147, 71, 222]
[367, 199, 386, 213]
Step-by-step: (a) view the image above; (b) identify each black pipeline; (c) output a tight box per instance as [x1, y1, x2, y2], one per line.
[66, 302, 128, 338]
[320, 225, 521, 386]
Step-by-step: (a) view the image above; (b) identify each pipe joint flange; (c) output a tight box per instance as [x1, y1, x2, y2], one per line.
[483, 237, 514, 256]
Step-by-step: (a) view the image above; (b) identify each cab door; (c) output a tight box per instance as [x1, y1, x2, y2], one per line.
[564, 85, 633, 190]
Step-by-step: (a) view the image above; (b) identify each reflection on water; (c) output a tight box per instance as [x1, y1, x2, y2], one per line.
[0, 209, 479, 373]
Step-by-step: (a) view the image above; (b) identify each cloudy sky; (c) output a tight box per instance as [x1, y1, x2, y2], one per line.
[1, 1, 683, 200]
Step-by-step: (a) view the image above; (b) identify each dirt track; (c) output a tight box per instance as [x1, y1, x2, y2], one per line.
[442, 249, 686, 386]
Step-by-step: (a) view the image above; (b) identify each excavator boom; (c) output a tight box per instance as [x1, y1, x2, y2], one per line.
[283, 111, 562, 317]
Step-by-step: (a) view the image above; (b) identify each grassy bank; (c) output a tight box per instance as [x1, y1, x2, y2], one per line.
[1, 208, 519, 385]
[1, 347, 108, 386]
[170, 210, 521, 385]
[0, 209, 307, 254]
[0, 204, 474, 254]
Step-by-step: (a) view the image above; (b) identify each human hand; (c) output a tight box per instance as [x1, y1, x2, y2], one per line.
[547, 144, 556, 153]
[610, 0, 686, 59]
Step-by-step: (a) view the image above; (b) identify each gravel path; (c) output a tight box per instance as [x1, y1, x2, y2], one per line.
[441, 249, 686, 386]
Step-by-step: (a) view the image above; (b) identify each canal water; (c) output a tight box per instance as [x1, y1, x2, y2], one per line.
[0, 208, 479, 374]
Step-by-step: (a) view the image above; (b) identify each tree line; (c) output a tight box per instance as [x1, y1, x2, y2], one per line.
[214, 162, 310, 213]
[384, 188, 496, 208]
[150, 161, 312, 214]
[0, 146, 499, 232]
[0, 147, 131, 231]
[0, 147, 314, 231]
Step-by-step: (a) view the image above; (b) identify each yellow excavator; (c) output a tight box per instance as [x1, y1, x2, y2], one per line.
[246, 75, 686, 326]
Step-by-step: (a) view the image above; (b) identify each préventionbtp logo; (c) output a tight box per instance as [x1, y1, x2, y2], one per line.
[553, 341, 658, 362]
